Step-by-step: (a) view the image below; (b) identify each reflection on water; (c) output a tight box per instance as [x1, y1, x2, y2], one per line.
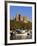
[10, 35, 32, 40]
[10, 31, 32, 40]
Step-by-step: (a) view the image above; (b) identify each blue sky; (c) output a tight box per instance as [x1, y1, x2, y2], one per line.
[10, 6, 32, 20]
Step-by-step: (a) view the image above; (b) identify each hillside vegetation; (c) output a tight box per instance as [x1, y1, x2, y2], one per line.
[10, 20, 32, 31]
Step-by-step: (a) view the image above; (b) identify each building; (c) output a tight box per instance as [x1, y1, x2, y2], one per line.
[16, 13, 24, 22]
[15, 13, 29, 23]
[15, 13, 19, 21]
[20, 16, 23, 22]
[23, 16, 28, 23]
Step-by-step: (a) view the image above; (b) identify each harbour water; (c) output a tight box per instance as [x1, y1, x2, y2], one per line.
[10, 30, 32, 40]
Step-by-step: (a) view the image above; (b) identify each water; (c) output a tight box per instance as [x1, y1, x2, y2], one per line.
[10, 33, 32, 40]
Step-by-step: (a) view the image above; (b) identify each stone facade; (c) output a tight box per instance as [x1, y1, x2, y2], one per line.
[15, 13, 28, 23]
[20, 16, 23, 22]
[15, 14, 19, 21]
[23, 16, 28, 23]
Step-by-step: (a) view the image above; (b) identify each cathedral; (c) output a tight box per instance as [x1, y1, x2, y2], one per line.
[15, 13, 28, 23]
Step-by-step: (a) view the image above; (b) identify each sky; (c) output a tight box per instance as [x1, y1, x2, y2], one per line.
[10, 6, 32, 21]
